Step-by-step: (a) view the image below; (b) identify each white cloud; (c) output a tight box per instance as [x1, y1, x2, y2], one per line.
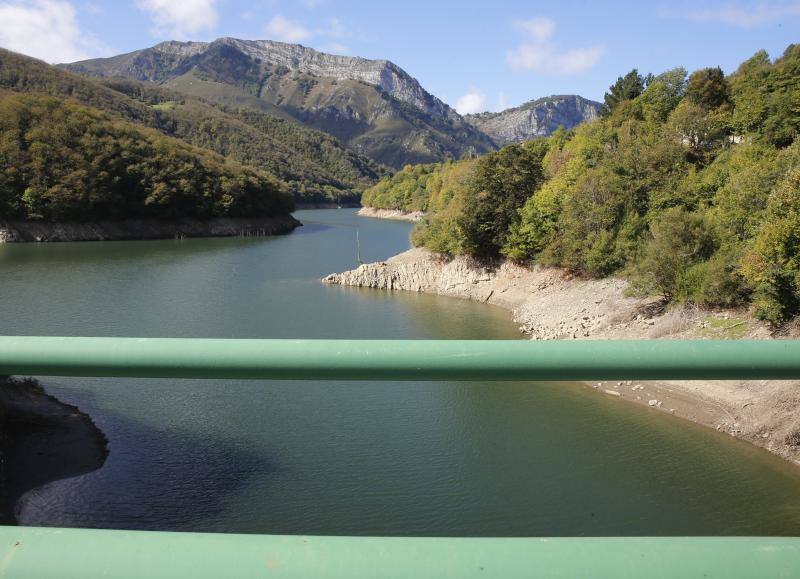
[136, 0, 219, 39]
[507, 17, 603, 75]
[508, 44, 604, 74]
[513, 17, 555, 42]
[265, 15, 313, 43]
[681, 2, 800, 27]
[495, 92, 510, 112]
[0, 0, 106, 63]
[455, 88, 487, 115]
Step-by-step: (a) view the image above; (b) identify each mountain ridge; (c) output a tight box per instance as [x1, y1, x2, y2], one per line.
[61, 38, 496, 167]
[61, 38, 602, 168]
[62, 38, 459, 121]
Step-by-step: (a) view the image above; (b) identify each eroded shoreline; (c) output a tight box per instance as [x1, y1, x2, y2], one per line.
[0, 215, 301, 243]
[357, 207, 425, 222]
[324, 248, 800, 465]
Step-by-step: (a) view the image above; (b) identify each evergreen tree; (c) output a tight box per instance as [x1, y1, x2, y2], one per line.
[601, 69, 646, 116]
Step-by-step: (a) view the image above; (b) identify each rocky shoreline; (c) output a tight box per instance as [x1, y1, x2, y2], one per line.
[0, 378, 108, 524]
[357, 207, 425, 222]
[0, 215, 301, 243]
[324, 248, 800, 465]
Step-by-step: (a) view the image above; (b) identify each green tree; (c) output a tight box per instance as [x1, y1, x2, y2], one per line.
[366, 45, 800, 321]
[667, 100, 730, 157]
[709, 143, 783, 243]
[729, 45, 800, 147]
[601, 69, 646, 116]
[685, 67, 731, 110]
[638, 67, 688, 122]
[459, 141, 549, 259]
[630, 208, 714, 300]
[742, 169, 800, 323]
[546, 167, 627, 276]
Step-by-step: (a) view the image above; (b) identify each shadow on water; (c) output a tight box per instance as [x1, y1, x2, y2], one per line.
[12, 374, 800, 537]
[16, 384, 275, 533]
[0, 378, 108, 525]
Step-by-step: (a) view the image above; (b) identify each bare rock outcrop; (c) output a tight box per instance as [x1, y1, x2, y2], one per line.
[466, 95, 601, 145]
[357, 207, 425, 222]
[324, 248, 650, 339]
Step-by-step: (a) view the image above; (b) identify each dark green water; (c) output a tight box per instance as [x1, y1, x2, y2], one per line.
[2, 209, 800, 536]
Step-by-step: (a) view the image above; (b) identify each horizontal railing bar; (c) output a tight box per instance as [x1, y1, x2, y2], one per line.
[0, 527, 799, 579]
[0, 337, 798, 381]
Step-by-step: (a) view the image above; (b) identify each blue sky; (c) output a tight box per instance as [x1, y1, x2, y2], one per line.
[0, 0, 798, 112]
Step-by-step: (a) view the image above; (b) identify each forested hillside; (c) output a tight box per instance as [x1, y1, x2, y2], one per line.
[0, 49, 383, 204]
[0, 93, 293, 221]
[362, 45, 800, 324]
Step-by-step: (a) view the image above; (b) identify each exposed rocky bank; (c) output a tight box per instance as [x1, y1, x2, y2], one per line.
[0, 216, 300, 243]
[324, 248, 800, 465]
[357, 207, 424, 222]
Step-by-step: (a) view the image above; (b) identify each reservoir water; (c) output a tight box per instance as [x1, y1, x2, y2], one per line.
[2, 209, 800, 536]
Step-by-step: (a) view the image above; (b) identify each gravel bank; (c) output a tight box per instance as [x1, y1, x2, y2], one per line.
[357, 207, 425, 222]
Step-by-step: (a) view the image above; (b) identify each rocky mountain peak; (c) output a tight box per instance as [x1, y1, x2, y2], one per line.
[465, 95, 602, 146]
[64, 37, 457, 120]
[214, 37, 457, 120]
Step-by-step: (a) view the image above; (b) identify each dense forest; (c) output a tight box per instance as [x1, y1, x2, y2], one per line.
[362, 45, 800, 324]
[0, 93, 293, 221]
[0, 49, 384, 205]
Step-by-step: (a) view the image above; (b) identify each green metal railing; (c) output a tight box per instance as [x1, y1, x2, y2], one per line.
[2, 529, 799, 578]
[1, 336, 800, 381]
[1, 336, 799, 578]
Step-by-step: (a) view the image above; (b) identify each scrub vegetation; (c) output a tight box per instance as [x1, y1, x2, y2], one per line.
[362, 45, 800, 324]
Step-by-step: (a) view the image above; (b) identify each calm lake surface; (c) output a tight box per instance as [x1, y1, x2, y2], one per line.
[2, 209, 800, 536]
